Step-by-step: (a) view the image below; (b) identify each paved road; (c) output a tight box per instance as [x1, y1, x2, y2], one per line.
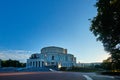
[0, 72, 86, 80]
[82, 72, 117, 80]
[0, 72, 118, 80]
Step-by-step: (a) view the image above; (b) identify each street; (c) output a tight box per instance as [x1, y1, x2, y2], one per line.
[0, 72, 117, 80]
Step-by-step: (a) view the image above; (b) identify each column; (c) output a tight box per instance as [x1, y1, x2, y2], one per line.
[33, 61, 34, 67]
[30, 62, 32, 67]
[26, 61, 28, 68]
[37, 61, 39, 67]
[35, 61, 36, 67]
[28, 61, 30, 67]
[36, 61, 37, 67]
[31, 61, 33, 67]
[39, 61, 40, 67]
[40, 61, 42, 67]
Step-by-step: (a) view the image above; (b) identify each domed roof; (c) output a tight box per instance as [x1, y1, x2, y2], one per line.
[41, 46, 67, 54]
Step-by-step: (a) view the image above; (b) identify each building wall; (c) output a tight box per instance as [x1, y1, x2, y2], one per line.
[41, 46, 67, 54]
[76, 62, 101, 68]
[27, 46, 76, 68]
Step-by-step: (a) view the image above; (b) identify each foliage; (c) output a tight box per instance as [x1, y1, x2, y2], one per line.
[90, 0, 120, 69]
[60, 67, 67, 71]
[1, 59, 26, 67]
[66, 66, 102, 72]
[101, 57, 112, 70]
[101, 72, 120, 76]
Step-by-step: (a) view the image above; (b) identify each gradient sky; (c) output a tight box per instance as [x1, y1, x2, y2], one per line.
[0, 0, 110, 63]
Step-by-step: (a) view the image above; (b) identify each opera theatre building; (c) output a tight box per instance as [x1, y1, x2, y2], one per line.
[26, 46, 76, 69]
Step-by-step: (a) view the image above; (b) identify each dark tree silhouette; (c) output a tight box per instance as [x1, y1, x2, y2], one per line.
[1, 59, 26, 67]
[90, 0, 120, 70]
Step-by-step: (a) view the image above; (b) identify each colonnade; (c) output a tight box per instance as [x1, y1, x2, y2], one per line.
[27, 61, 44, 68]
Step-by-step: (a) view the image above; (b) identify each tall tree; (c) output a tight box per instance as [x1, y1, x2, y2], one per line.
[90, 0, 120, 69]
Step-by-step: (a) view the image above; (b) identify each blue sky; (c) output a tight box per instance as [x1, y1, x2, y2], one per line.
[0, 0, 109, 63]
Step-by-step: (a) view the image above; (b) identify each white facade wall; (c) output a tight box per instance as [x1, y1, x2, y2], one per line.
[27, 46, 76, 68]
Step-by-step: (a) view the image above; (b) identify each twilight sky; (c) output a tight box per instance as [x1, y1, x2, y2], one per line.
[0, 0, 110, 63]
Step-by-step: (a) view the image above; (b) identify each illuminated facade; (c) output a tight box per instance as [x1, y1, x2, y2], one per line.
[26, 46, 76, 68]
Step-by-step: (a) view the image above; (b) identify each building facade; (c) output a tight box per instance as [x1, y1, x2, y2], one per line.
[26, 46, 76, 68]
[76, 62, 101, 68]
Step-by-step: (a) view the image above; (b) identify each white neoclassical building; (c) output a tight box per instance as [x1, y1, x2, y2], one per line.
[26, 46, 76, 68]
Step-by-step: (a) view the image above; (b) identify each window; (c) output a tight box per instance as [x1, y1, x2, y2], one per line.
[51, 62, 54, 65]
[52, 56, 54, 60]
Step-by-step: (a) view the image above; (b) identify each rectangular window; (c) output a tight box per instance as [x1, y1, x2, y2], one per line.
[52, 56, 54, 60]
[51, 62, 54, 65]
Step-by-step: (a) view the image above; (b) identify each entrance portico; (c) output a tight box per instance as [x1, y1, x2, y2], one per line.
[27, 59, 44, 68]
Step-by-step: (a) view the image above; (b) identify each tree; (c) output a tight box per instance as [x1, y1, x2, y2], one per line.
[101, 57, 112, 70]
[90, 0, 120, 70]
[1, 59, 26, 67]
